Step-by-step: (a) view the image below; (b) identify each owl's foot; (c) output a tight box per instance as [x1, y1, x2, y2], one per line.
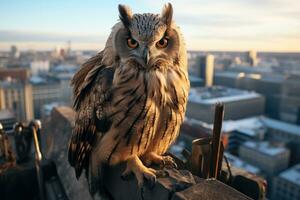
[161, 155, 178, 169]
[121, 155, 157, 188]
[142, 152, 177, 169]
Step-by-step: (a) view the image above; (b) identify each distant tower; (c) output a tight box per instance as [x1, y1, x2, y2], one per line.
[10, 45, 20, 59]
[67, 40, 71, 55]
[53, 46, 62, 57]
[246, 50, 257, 66]
[198, 54, 215, 87]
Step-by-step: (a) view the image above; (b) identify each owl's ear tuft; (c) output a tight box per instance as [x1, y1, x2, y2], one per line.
[118, 4, 133, 27]
[161, 3, 173, 27]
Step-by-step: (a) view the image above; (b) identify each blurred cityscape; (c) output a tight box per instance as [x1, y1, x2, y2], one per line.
[0, 43, 300, 200]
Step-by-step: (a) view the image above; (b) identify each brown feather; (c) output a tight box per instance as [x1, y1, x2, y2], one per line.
[68, 53, 115, 178]
[72, 51, 103, 110]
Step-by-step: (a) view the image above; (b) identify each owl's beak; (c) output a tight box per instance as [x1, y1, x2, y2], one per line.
[142, 47, 151, 65]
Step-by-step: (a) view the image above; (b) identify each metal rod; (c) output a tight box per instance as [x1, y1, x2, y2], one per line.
[32, 126, 45, 200]
[210, 102, 224, 179]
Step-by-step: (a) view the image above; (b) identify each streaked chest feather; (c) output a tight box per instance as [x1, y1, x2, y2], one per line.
[107, 63, 189, 151]
[95, 62, 189, 163]
[112, 63, 188, 111]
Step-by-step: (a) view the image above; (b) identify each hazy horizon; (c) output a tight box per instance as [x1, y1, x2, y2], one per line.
[1, 0, 300, 52]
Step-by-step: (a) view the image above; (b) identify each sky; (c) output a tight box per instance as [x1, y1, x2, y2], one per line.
[0, 0, 299, 52]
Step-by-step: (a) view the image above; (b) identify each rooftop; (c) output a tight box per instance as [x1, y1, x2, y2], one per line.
[225, 153, 261, 174]
[221, 117, 265, 134]
[235, 128, 260, 137]
[216, 116, 300, 137]
[242, 141, 289, 156]
[185, 115, 300, 139]
[214, 71, 286, 84]
[279, 164, 300, 186]
[262, 117, 300, 136]
[188, 86, 262, 105]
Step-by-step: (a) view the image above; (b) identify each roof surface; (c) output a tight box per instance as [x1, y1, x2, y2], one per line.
[188, 86, 262, 104]
[279, 164, 300, 186]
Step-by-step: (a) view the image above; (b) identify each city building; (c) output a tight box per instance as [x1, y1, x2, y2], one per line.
[0, 68, 30, 82]
[205, 116, 300, 158]
[246, 50, 258, 66]
[263, 117, 300, 143]
[188, 75, 204, 87]
[0, 81, 34, 121]
[213, 70, 300, 124]
[239, 141, 290, 176]
[0, 68, 33, 121]
[280, 74, 300, 125]
[207, 115, 300, 165]
[55, 73, 73, 105]
[10, 45, 20, 59]
[198, 54, 215, 86]
[0, 87, 5, 109]
[224, 153, 261, 175]
[30, 76, 62, 118]
[0, 109, 16, 134]
[182, 115, 300, 163]
[187, 86, 265, 123]
[272, 164, 300, 200]
[222, 117, 266, 155]
[0, 52, 10, 68]
[50, 64, 77, 105]
[30, 60, 50, 75]
[214, 71, 284, 119]
[263, 117, 300, 165]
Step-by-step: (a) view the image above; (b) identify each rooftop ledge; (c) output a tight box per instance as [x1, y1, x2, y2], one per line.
[101, 163, 251, 200]
[45, 106, 253, 200]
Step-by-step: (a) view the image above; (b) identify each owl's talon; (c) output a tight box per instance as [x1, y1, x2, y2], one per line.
[138, 167, 156, 188]
[144, 174, 156, 189]
[160, 156, 177, 169]
[124, 155, 157, 188]
[142, 153, 178, 169]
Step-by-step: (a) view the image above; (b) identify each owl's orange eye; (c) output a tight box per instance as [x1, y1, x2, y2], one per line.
[156, 37, 168, 48]
[127, 38, 138, 49]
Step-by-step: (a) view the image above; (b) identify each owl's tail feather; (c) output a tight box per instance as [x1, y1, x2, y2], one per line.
[87, 154, 109, 199]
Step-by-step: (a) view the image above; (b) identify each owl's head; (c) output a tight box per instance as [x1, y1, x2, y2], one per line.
[106, 3, 186, 71]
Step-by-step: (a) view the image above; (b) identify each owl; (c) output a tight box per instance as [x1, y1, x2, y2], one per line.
[68, 3, 190, 195]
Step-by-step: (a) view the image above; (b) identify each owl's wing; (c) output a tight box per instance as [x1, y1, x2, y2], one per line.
[72, 51, 103, 110]
[68, 51, 114, 178]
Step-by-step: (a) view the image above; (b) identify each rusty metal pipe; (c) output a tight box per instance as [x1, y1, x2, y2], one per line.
[210, 103, 224, 179]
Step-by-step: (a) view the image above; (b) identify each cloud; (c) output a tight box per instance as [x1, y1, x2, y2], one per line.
[0, 30, 106, 43]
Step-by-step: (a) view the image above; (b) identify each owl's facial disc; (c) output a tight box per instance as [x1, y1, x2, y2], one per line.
[117, 3, 179, 70]
[125, 36, 171, 70]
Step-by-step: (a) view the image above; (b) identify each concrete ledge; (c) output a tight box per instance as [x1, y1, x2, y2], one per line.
[103, 163, 251, 200]
[172, 179, 252, 200]
[44, 106, 93, 200]
[45, 106, 252, 200]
